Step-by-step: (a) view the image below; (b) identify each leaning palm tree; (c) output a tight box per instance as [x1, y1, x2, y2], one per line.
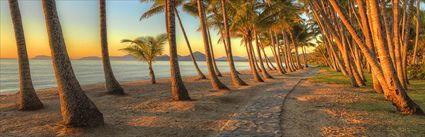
[42, 0, 104, 127]
[166, 0, 191, 100]
[140, 0, 207, 80]
[219, 0, 247, 86]
[9, 0, 43, 111]
[197, 0, 229, 90]
[121, 34, 167, 84]
[99, 0, 124, 95]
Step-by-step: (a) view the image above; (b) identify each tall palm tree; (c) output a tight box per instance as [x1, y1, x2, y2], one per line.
[227, 0, 266, 82]
[9, 0, 44, 111]
[42, 0, 104, 127]
[121, 34, 167, 84]
[321, 0, 423, 114]
[220, 0, 247, 86]
[100, 0, 124, 95]
[254, 30, 273, 79]
[197, 0, 229, 90]
[166, 0, 191, 100]
[140, 0, 207, 80]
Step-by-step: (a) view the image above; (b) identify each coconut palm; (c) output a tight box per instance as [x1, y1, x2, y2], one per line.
[197, 0, 229, 90]
[9, 0, 44, 111]
[121, 34, 167, 84]
[204, 0, 248, 86]
[100, 0, 124, 95]
[313, 0, 424, 114]
[227, 0, 265, 82]
[42, 0, 104, 127]
[140, 0, 207, 80]
[166, 0, 191, 100]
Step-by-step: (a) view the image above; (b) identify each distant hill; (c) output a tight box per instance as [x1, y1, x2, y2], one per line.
[32, 55, 51, 60]
[110, 54, 136, 60]
[216, 56, 248, 62]
[69, 51, 248, 61]
[177, 51, 206, 61]
[79, 56, 101, 60]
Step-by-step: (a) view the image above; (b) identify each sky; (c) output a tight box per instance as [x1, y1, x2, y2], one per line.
[0, 0, 255, 59]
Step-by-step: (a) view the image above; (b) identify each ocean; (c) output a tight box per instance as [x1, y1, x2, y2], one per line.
[0, 59, 250, 94]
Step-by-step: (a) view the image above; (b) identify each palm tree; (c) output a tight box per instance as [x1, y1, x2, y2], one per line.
[99, 0, 124, 95]
[121, 34, 167, 84]
[166, 0, 191, 100]
[227, 0, 265, 82]
[197, 0, 229, 90]
[140, 0, 207, 80]
[254, 30, 273, 79]
[219, 0, 247, 86]
[322, 0, 424, 114]
[9, 0, 44, 111]
[42, 0, 104, 127]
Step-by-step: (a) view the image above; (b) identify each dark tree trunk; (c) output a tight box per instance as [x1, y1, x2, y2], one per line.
[166, 0, 191, 100]
[100, 0, 124, 95]
[247, 35, 264, 82]
[206, 25, 222, 77]
[149, 63, 156, 84]
[220, 0, 247, 86]
[302, 44, 308, 68]
[9, 0, 44, 111]
[175, 8, 206, 80]
[254, 30, 273, 79]
[197, 0, 228, 90]
[42, 0, 104, 127]
[270, 31, 286, 74]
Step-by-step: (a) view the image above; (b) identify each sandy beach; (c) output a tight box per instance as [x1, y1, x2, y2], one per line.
[0, 69, 305, 137]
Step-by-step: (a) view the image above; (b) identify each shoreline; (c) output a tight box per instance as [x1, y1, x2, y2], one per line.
[0, 69, 249, 96]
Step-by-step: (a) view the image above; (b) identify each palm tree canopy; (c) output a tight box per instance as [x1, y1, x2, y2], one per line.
[121, 33, 167, 63]
[140, 0, 186, 20]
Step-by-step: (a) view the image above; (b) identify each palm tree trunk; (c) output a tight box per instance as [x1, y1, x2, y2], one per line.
[379, 0, 395, 64]
[220, 0, 247, 86]
[412, 0, 420, 64]
[269, 31, 286, 74]
[356, 0, 382, 93]
[282, 32, 296, 72]
[302, 44, 308, 68]
[100, 0, 124, 95]
[175, 8, 206, 80]
[326, 0, 424, 115]
[254, 30, 273, 79]
[149, 63, 156, 84]
[246, 37, 264, 82]
[393, 0, 405, 89]
[42, 0, 104, 127]
[197, 0, 228, 90]
[9, 0, 43, 111]
[205, 21, 222, 77]
[312, 10, 349, 76]
[401, 0, 415, 87]
[261, 45, 276, 70]
[166, 0, 191, 100]
[288, 32, 302, 69]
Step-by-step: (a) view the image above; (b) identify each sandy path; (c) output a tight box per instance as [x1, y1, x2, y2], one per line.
[217, 68, 317, 137]
[0, 68, 314, 137]
[280, 75, 425, 137]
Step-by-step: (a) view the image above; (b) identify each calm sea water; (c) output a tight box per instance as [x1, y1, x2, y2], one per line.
[0, 59, 250, 94]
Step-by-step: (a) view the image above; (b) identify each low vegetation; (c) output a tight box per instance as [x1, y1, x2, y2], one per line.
[310, 67, 425, 135]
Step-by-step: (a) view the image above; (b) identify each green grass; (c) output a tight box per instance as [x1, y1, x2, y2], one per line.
[311, 67, 425, 136]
